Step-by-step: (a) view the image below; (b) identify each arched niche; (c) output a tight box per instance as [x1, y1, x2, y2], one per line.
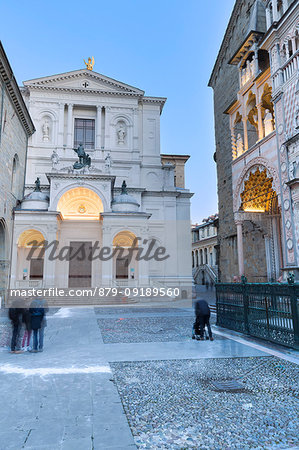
[240, 167, 277, 213]
[57, 187, 104, 220]
[111, 114, 132, 147]
[17, 229, 46, 282]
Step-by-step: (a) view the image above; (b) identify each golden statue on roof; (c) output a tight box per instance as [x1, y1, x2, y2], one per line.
[84, 56, 95, 71]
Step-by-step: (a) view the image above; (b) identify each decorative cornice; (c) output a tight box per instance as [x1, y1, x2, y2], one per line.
[24, 84, 144, 98]
[0, 41, 35, 136]
[46, 172, 116, 183]
[23, 69, 145, 94]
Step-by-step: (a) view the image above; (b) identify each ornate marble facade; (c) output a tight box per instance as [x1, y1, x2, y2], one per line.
[10, 68, 192, 291]
[210, 0, 299, 281]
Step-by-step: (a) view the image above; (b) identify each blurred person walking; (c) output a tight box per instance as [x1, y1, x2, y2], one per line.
[30, 298, 48, 352]
[9, 300, 25, 353]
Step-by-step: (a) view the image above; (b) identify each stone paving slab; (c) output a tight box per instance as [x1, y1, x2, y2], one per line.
[0, 308, 136, 450]
[102, 338, 267, 362]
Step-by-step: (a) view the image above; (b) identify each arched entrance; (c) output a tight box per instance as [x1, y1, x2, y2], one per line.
[56, 187, 104, 287]
[238, 167, 282, 281]
[57, 187, 104, 220]
[113, 231, 138, 283]
[17, 229, 45, 286]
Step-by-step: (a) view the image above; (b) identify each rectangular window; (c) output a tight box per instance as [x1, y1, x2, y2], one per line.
[74, 119, 95, 149]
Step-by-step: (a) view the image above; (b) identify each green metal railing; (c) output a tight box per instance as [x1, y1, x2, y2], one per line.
[216, 278, 299, 349]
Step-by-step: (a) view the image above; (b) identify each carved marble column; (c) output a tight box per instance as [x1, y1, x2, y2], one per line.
[242, 118, 248, 151]
[96, 105, 102, 149]
[67, 103, 73, 148]
[257, 103, 264, 140]
[58, 103, 65, 147]
[236, 221, 244, 277]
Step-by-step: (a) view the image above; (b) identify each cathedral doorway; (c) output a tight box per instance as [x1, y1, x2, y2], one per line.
[68, 241, 92, 287]
[56, 187, 104, 288]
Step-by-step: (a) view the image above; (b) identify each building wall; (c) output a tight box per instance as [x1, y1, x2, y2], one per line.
[0, 45, 34, 291]
[209, 0, 258, 282]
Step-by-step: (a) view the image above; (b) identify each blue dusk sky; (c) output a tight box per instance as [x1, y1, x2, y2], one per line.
[1, 0, 235, 223]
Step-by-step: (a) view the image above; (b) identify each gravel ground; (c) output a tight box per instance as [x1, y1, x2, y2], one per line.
[111, 356, 299, 449]
[95, 307, 189, 316]
[97, 315, 217, 344]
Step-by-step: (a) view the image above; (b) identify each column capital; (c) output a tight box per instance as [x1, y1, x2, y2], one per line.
[97, 105, 102, 110]
[58, 102, 65, 109]
[67, 103, 73, 108]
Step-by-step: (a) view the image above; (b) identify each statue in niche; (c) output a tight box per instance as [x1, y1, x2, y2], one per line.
[34, 177, 41, 192]
[51, 150, 60, 170]
[121, 180, 128, 195]
[42, 119, 50, 141]
[104, 152, 112, 173]
[236, 133, 244, 156]
[73, 143, 91, 169]
[117, 123, 126, 144]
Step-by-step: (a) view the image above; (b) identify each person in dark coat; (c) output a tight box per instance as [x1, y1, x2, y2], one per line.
[9, 301, 25, 353]
[29, 298, 46, 352]
[193, 299, 214, 341]
[22, 308, 32, 350]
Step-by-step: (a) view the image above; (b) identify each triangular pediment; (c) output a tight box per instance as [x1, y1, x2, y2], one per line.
[23, 69, 145, 96]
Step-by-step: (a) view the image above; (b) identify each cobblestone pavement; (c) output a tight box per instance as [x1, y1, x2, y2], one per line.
[0, 305, 298, 449]
[111, 357, 299, 449]
[97, 316, 216, 344]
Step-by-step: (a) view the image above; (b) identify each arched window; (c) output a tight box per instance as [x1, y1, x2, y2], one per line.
[287, 40, 293, 58]
[11, 154, 19, 198]
[277, 0, 283, 19]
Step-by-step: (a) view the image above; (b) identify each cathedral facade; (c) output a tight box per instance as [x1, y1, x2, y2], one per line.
[10, 67, 192, 293]
[209, 0, 299, 282]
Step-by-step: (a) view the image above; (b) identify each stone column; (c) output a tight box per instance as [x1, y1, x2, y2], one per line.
[43, 227, 58, 288]
[257, 103, 264, 140]
[242, 118, 248, 151]
[58, 103, 65, 147]
[236, 221, 244, 277]
[101, 225, 113, 286]
[96, 105, 102, 149]
[104, 106, 110, 150]
[67, 104, 73, 148]
[291, 37, 297, 56]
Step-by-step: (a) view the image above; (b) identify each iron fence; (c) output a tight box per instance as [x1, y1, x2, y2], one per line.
[216, 280, 299, 349]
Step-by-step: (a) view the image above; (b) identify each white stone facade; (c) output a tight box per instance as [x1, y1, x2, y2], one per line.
[11, 68, 192, 293]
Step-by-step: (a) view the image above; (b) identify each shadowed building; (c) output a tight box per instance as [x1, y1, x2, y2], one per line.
[0, 42, 35, 293]
[209, 0, 299, 281]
